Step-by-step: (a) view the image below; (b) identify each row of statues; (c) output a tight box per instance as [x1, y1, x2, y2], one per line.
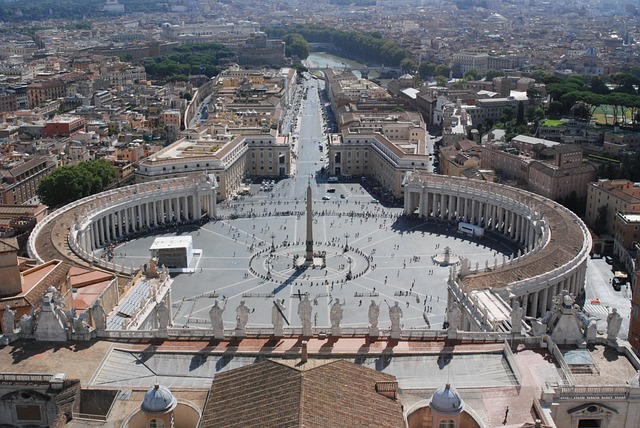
[207, 296, 405, 338]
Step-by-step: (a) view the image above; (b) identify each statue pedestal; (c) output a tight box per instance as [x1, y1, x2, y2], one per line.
[235, 328, 246, 339]
[331, 327, 341, 337]
[213, 329, 224, 340]
[390, 329, 402, 340]
[368, 327, 379, 337]
[447, 328, 458, 340]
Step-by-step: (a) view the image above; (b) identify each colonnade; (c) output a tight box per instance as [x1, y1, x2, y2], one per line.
[404, 173, 592, 324]
[408, 188, 540, 249]
[28, 175, 219, 270]
[79, 191, 216, 252]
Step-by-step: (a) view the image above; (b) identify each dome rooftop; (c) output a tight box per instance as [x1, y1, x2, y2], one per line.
[487, 13, 508, 23]
[430, 384, 463, 414]
[141, 384, 177, 414]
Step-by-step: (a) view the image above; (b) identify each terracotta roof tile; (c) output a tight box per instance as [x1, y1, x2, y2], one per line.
[200, 359, 404, 428]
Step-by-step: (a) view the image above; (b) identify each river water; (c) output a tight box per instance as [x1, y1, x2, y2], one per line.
[305, 52, 380, 80]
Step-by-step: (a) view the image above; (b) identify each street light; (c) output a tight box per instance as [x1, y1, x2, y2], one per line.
[271, 233, 276, 253]
[347, 256, 352, 280]
[344, 233, 350, 252]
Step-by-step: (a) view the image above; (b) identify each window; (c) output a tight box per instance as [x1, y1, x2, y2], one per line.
[149, 419, 165, 428]
[15, 404, 42, 421]
[439, 421, 455, 428]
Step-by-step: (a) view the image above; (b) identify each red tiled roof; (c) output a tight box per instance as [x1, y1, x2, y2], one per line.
[200, 359, 404, 428]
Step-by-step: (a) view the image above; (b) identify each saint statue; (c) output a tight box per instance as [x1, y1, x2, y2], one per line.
[235, 300, 250, 332]
[606, 308, 622, 341]
[510, 301, 525, 334]
[330, 299, 344, 329]
[92, 298, 107, 331]
[209, 300, 225, 339]
[156, 299, 170, 330]
[447, 303, 462, 331]
[389, 301, 403, 336]
[368, 300, 380, 329]
[2, 305, 16, 335]
[298, 295, 312, 336]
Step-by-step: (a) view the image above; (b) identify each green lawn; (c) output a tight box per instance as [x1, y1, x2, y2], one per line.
[543, 119, 565, 126]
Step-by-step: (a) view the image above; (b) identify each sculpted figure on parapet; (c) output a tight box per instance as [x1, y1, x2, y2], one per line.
[298, 295, 312, 336]
[368, 300, 379, 329]
[210, 300, 225, 338]
[606, 308, 622, 341]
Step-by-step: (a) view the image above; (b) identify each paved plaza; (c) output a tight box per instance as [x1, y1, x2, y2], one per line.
[111, 176, 519, 332]
[107, 77, 520, 333]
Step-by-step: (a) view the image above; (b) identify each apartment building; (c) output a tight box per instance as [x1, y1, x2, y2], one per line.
[28, 79, 66, 109]
[585, 179, 640, 236]
[42, 115, 86, 138]
[0, 155, 57, 206]
[480, 136, 596, 200]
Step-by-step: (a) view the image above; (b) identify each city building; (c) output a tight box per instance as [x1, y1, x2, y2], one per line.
[585, 179, 640, 238]
[0, 155, 58, 206]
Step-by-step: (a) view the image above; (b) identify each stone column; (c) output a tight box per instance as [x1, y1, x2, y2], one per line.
[540, 287, 549, 314]
[97, 217, 102, 245]
[530, 291, 539, 318]
[124, 208, 130, 234]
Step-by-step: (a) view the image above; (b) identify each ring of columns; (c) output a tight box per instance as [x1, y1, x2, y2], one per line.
[403, 173, 591, 330]
[28, 175, 218, 275]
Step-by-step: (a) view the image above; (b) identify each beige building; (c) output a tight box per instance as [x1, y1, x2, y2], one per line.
[480, 137, 596, 201]
[439, 139, 482, 177]
[0, 155, 58, 205]
[135, 127, 290, 200]
[327, 113, 430, 199]
[585, 179, 640, 236]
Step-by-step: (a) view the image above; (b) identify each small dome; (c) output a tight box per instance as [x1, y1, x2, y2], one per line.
[430, 384, 463, 414]
[141, 384, 177, 414]
[487, 13, 508, 23]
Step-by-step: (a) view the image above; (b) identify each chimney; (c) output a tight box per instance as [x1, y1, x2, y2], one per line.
[301, 340, 308, 363]
[375, 381, 398, 399]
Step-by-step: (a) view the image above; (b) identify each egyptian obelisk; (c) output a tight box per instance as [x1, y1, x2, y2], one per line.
[305, 178, 314, 261]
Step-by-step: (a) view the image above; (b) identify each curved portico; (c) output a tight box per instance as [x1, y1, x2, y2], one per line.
[404, 172, 591, 329]
[28, 175, 218, 273]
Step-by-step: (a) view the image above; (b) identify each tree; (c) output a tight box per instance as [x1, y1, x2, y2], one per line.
[516, 101, 525, 126]
[594, 205, 608, 235]
[435, 76, 448, 87]
[463, 69, 479, 80]
[283, 33, 310, 60]
[485, 69, 506, 81]
[400, 58, 417, 74]
[435, 64, 451, 78]
[37, 160, 115, 208]
[417, 62, 436, 80]
[501, 106, 515, 123]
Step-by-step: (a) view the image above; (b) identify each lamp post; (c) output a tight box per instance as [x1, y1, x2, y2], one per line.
[344, 232, 350, 252]
[270, 232, 276, 253]
[347, 256, 352, 280]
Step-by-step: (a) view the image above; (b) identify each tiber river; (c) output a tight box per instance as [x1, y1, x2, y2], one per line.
[305, 51, 382, 81]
